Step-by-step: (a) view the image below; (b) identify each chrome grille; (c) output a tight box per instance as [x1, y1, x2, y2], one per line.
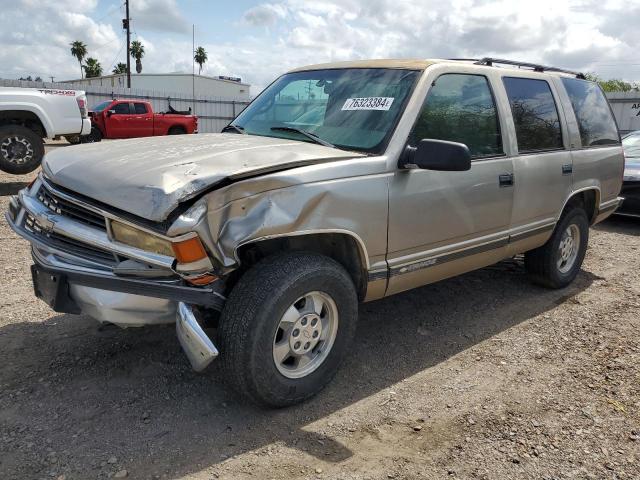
[37, 183, 107, 231]
[24, 213, 117, 267]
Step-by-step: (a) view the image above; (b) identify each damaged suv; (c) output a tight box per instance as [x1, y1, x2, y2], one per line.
[6, 58, 624, 406]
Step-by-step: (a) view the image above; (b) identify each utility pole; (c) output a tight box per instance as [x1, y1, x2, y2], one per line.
[124, 0, 131, 88]
[49, 76, 55, 83]
[192, 24, 195, 112]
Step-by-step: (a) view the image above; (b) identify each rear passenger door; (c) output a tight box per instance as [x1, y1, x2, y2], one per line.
[387, 73, 514, 296]
[502, 76, 573, 249]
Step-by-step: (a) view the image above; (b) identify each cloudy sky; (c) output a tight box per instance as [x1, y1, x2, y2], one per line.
[1, 0, 639, 93]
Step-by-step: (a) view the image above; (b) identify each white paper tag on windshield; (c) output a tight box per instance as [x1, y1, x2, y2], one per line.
[341, 97, 394, 111]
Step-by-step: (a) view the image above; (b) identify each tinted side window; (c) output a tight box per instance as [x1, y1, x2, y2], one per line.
[503, 77, 563, 152]
[410, 74, 502, 158]
[112, 103, 131, 114]
[561, 78, 619, 147]
[134, 103, 148, 114]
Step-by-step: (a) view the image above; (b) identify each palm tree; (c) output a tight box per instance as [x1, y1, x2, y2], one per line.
[83, 58, 103, 78]
[70, 40, 88, 79]
[194, 46, 208, 75]
[130, 40, 145, 74]
[112, 62, 127, 74]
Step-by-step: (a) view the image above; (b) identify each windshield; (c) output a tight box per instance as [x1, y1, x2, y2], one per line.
[91, 100, 112, 112]
[232, 68, 421, 153]
[623, 133, 640, 158]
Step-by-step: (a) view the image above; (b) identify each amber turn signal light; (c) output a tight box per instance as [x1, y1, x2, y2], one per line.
[171, 236, 208, 263]
[186, 273, 218, 286]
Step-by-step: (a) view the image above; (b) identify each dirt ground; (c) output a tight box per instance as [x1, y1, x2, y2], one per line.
[0, 145, 638, 479]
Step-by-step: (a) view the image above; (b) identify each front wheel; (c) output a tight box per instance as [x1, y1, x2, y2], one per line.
[0, 125, 44, 174]
[524, 206, 589, 289]
[218, 252, 358, 407]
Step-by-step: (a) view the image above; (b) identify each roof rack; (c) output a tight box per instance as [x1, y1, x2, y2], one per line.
[472, 57, 586, 79]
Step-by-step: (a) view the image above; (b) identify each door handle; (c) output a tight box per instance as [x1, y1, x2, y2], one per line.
[499, 173, 514, 187]
[562, 164, 573, 175]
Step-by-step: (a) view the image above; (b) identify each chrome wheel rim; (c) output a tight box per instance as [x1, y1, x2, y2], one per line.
[0, 135, 33, 165]
[272, 291, 339, 379]
[557, 224, 580, 274]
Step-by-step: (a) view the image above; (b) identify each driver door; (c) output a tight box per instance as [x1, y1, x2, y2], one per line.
[387, 72, 514, 295]
[107, 102, 134, 138]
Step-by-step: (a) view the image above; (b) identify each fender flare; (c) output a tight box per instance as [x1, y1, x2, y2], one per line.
[0, 103, 54, 137]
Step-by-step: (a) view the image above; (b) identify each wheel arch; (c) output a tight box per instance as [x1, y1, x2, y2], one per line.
[234, 230, 370, 300]
[0, 107, 51, 137]
[560, 187, 600, 224]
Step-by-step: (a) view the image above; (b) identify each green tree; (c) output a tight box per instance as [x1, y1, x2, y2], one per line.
[112, 62, 127, 74]
[130, 40, 145, 74]
[83, 58, 103, 78]
[70, 40, 88, 79]
[194, 46, 208, 75]
[585, 73, 639, 92]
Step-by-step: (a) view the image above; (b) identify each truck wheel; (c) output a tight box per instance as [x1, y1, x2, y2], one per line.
[82, 127, 102, 143]
[218, 251, 358, 407]
[524, 206, 589, 289]
[0, 125, 44, 174]
[168, 126, 186, 135]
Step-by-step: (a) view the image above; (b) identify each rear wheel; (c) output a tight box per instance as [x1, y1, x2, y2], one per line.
[168, 126, 186, 135]
[0, 125, 44, 174]
[218, 251, 358, 407]
[524, 206, 589, 289]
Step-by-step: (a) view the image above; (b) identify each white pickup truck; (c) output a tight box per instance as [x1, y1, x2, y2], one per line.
[0, 87, 91, 174]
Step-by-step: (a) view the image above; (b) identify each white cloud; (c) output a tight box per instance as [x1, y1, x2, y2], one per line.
[130, 0, 190, 34]
[243, 3, 288, 26]
[1, 0, 639, 92]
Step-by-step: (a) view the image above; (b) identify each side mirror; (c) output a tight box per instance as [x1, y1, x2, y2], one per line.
[400, 139, 471, 171]
[107, 109, 115, 117]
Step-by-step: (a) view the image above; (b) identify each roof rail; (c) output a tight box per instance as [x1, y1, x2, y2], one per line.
[473, 57, 586, 79]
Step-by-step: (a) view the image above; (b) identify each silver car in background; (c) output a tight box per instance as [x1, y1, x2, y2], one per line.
[618, 131, 640, 217]
[6, 58, 624, 406]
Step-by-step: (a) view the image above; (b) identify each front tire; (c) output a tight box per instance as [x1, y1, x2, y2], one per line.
[218, 252, 358, 407]
[525, 206, 589, 289]
[0, 125, 44, 174]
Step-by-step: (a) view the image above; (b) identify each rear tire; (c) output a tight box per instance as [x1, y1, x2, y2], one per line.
[168, 126, 186, 135]
[524, 206, 589, 289]
[0, 125, 44, 174]
[218, 251, 358, 407]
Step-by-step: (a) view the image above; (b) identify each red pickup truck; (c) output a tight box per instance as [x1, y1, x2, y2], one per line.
[86, 99, 197, 141]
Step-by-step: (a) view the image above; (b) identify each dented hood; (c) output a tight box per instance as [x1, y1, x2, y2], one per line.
[43, 133, 363, 222]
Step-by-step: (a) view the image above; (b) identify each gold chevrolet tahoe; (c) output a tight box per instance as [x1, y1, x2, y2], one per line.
[6, 58, 624, 406]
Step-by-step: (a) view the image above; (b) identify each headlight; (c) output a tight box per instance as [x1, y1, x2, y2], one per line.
[111, 221, 174, 256]
[111, 220, 209, 264]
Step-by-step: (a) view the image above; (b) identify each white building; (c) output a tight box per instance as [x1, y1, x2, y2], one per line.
[62, 73, 251, 100]
[606, 92, 640, 134]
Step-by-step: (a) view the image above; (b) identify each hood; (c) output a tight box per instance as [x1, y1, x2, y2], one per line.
[43, 133, 363, 222]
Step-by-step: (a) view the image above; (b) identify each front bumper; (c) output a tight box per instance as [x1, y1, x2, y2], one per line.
[7, 183, 225, 371]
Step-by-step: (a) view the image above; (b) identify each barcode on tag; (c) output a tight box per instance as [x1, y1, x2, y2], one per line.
[341, 97, 395, 111]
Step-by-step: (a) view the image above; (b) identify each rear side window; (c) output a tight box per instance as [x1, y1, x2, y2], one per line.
[112, 103, 131, 114]
[134, 103, 148, 114]
[503, 77, 563, 152]
[410, 74, 502, 158]
[561, 78, 619, 147]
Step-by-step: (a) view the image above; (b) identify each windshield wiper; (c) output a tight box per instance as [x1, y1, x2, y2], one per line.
[222, 124, 246, 134]
[270, 126, 335, 148]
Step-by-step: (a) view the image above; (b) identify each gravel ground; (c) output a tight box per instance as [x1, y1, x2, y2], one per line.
[0, 146, 639, 479]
